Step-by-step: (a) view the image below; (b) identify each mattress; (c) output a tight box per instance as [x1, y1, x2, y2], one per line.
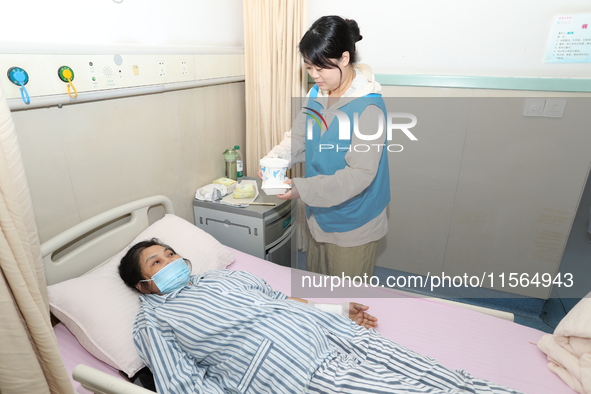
[226, 248, 573, 394]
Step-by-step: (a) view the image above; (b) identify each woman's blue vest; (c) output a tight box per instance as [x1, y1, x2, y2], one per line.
[305, 85, 390, 233]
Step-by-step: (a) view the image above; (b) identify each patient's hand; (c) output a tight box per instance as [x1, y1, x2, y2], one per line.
[349, 303, 378, 329]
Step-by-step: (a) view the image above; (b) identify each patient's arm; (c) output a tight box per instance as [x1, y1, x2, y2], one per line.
[287, 298, 378, 329]
[135, 326, 226, 394]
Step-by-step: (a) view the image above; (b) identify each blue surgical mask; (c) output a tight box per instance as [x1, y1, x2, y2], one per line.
[140, 258, 191, 294]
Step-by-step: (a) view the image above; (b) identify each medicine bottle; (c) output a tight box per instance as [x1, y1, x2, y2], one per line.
[223, 148, 237, 180]
[234, 145, 244, 179]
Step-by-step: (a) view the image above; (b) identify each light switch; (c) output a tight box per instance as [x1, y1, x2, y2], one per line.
[543, 99, 566, 118]
[523, 99, 545, 117]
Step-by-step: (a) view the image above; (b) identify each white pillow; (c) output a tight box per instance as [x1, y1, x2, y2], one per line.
[48, 214, 235, 378]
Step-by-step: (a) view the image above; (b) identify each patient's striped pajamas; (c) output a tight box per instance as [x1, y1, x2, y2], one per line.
[309, 328, 522, 393]
[134, 270, 522, 394]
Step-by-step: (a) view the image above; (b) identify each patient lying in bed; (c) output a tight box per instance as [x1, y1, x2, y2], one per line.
[119, 238, 523, 394]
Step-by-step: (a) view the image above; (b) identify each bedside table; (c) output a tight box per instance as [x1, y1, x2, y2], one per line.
[193, 178, 294, 267]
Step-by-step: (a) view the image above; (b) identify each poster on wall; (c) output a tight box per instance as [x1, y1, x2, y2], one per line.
[544, 14, 591, 63]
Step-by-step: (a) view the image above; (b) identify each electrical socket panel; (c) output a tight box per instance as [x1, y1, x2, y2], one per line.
[523, 99, 545, 117]
[543, 99, 566, 118]
[158, 61, 166, 78]
[523, 99, 567, 118]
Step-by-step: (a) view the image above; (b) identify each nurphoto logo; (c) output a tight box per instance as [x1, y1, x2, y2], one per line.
[305, 108, 418, 153]
[303, 106, 328, 131]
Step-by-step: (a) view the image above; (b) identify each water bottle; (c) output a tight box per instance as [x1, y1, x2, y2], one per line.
[223, 148, 237, 180]
[234, 145, 244, 179]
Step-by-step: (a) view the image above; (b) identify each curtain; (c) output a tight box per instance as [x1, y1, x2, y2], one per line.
[0, 87, 74, 393]
[243, 0, 310, 250]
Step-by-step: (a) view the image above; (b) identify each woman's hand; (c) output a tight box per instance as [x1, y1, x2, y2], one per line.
[349, 303, 378, 329]
[277, 179, 300, 200]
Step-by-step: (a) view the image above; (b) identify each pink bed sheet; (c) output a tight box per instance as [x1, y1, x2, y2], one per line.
[226, 248, 573, 394]
[54, 323, 122, 394]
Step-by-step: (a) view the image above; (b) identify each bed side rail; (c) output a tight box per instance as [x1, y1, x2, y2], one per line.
[73, 364, 154, 394]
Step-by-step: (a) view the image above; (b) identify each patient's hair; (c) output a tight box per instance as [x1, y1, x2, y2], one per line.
[299, 15, 362, 69]
[119, 238, 187, 292]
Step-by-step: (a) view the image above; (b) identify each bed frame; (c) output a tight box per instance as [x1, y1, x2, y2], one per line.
[72, 364, 152, 394]
[42, 195, 174, 393]
[43, 194, 515, 393]
[42, 195, 174, 286]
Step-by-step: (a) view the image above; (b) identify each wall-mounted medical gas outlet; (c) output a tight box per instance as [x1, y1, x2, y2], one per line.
[8, 66, 29, 85]
[7, 67, 31, 104]
[57, 66, 78, 98]
[57, 66, 74, 82]
[0, 52, 244, 109]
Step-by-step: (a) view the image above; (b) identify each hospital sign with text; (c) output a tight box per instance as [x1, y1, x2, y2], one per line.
[304, 107, 418, 153]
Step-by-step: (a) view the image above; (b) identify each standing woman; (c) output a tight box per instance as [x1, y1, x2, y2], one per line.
[262, 15, 390, 277]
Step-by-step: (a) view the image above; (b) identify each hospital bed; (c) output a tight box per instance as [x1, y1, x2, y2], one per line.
[42, 195, 572, 394]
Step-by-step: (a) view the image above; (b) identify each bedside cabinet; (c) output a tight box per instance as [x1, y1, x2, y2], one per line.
[193, 178, 294, 267]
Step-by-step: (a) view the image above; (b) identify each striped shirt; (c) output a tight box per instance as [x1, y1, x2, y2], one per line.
[135, 270, 523, 394]
[133, 270, 357, 394]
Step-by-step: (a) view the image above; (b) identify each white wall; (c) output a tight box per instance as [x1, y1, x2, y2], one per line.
[372, 91, 591, 298]
[310, 0, 590, 78]
[0, 0, 243, 52]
